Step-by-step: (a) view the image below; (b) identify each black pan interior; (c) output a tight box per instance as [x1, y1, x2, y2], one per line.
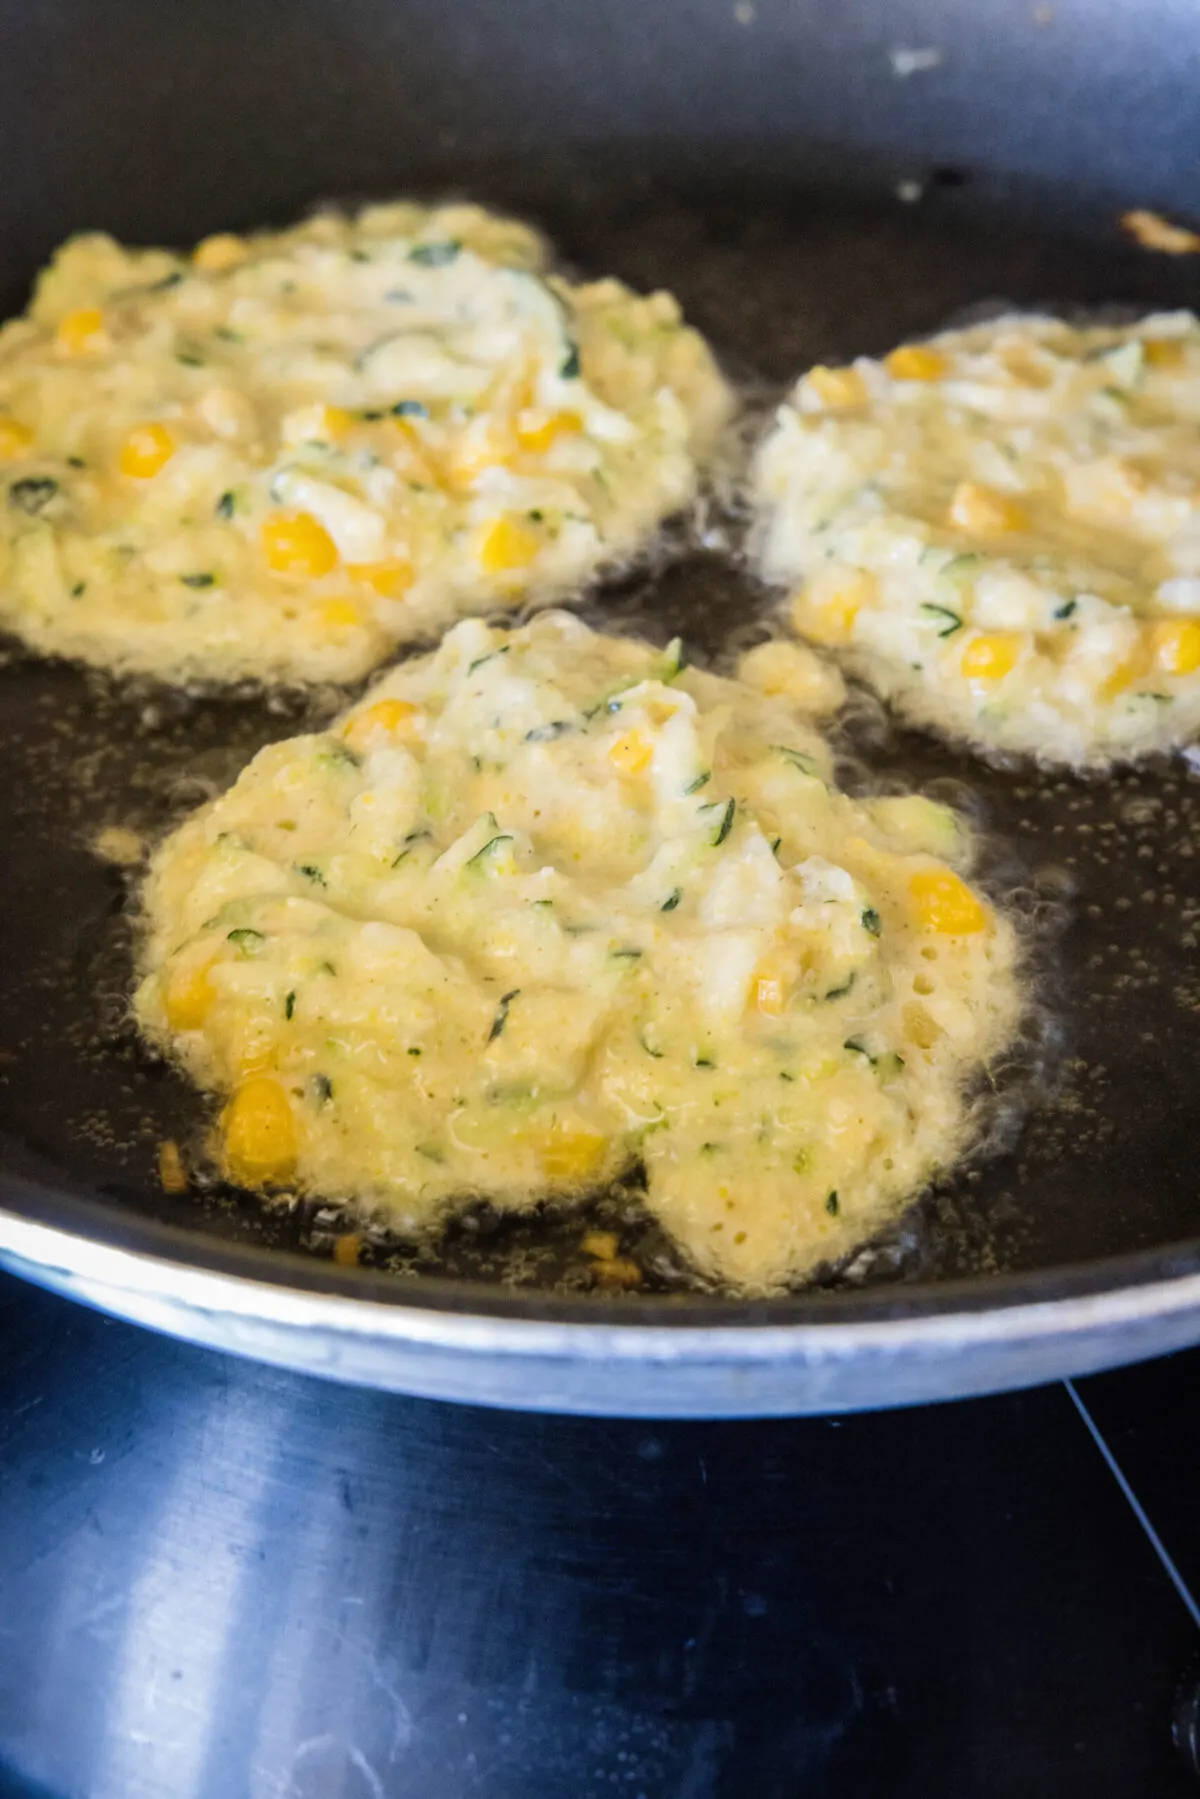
[2, 156, 1199, 1314]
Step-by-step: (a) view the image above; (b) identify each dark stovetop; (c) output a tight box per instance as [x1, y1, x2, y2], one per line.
[0, 1271, 1196, 1799]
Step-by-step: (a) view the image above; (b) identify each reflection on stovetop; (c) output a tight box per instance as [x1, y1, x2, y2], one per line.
[0, 1272, 1196, 1799]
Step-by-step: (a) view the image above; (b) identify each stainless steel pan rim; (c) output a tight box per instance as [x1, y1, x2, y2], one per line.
[5, 1183, 1200, 1416]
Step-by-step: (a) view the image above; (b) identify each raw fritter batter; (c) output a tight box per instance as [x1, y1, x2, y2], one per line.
[0, 203, 731, 682]
[754, 312, 1200, 766]
[135, 611, 1019, 1293]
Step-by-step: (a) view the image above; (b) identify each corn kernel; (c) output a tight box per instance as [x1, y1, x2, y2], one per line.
[333, 1232, 362, 1267]
[960, 632, 1022, 681]
[55, 307, 106, 355]
[581, 1230, 620, 1260]
[752, 968, 787, 1016]
[193, 233, 247, 274]
[157, 1139, 189, 1194]
[476, 514, 540, 575]
[608, 729, 654, 776]
[0, 418, 33, 459]
[348, 557, 415, 598]
[262, 510, 339, 578]
[909, 867, 989, 935]
[805, 365, 868, 410]
[343, 697, 420, 752]
[516, 410, 582, 453]
[793, 570, 874, 646]
[592, 1256, 642, 1288]
[119, 422, 177, 479]
[319, 598, 363, 630]
[162, 959, 215, 1031]
[222, 1076, 297, 1186]
[1101, 650, 1147, 700]
[885, 344, 946, 382]
[1148, 617, 1200, 676]
[541, 1124, 608, 1184]
[948, 481, 1028, 536]
[1144, 337, 1187, 370]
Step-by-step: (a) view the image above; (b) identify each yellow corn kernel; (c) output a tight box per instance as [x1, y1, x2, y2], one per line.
[55, 306, 106, 354]
[608, 729, 654, 776]
[319, 598, 363, 630]
[1148, 617, 1200, 677]
[476, 514, 540, 575]
[1144, 337, 1187, 370]
[805, 364, 868, 410]
[591, 1256, 643, 1288]
[193, 233, 247, 273]
[333, 1232, 362, 1268]
[909, 867, 989, 935]
[262, 510, 339, 578]
[162, 959, 215, 1031]
[541, 1124, 608, 1184]
[158, 1139, 189, 1193]
[793, 570, 874, 646]
[948, 481, 1028, 536]
[516, 410, 582, 453]
[752, 968, 787, 1016]
[581, 1231, 620, 1261]
[0, 418, 33, 459]
[885, 344, 946, 382]
[343, 697, 420, 752]
[960, 632, 1022, 681]
[222, 1076, 297, 1186]
[119, 422, 177, 479]
[317, 404, 353, 441]
[348, 556, 415, 598]
[1102, 658, 1140, 700]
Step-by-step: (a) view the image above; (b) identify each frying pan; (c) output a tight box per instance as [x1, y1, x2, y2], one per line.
[1, 0, 1199, 1416]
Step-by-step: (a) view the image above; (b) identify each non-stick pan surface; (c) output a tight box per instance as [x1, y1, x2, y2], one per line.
[1, 4, 1199, 1412]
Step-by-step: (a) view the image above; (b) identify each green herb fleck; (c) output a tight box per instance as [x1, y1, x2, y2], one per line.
[826, 1189, 839, 1216]
[215, 490, 236, 519]
[611, 947, 643, 961]
[320, 738, 361, 769]
[285, 990, 296, 1020]
[712, 798, 736, 847]
[468, 832, 514, 869]
[467, 646, 509, 675]
[661, 888, 682, 912]
[407, 1046, 422, 1056]
[296, 863, 327, 886]
[695, 1054, 716, 1069]
[487, 988, 520, 1044]
[861, 907, 882, 936]
[774, 745, 823, 778]
[175, 349, 205, 368]
[1054, 597, 1077, 620]
[71, 581, 86, 598]
[180, 572, 215, 589]
[560, 343, 581, 379]
[311, 1074, 333, 1104]
[409, 239, 461, 267]
[640, 1030, 664, 1059]
[227, 928, 265, 955]
[824, 973, 856, 1001]
[525, 720, 571, 742]
[392, 398, 428, 418]
[940, 552, 985, 581]
[844, 1036, 873, 1060]
[66, 455, 87, 469]
[9, 476, 57, 513]
[684, 772, 711, 795]
[920, 603, 963, 637]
